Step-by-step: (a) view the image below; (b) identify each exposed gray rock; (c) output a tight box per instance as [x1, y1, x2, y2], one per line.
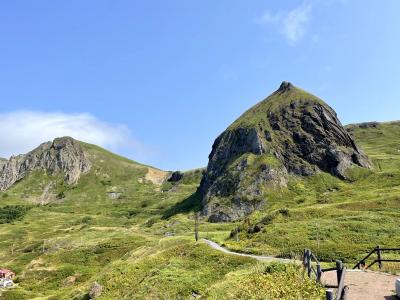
[0, 137, 91, 191]
[88, 281, 103, 299]
[200, 82, 372, 222]
[106, 192, 122, 200]
[168, 171, 184, 182]
[38, 181, 56, 204]
[0, 158, 7, 172]
[268, 100, 371, 179]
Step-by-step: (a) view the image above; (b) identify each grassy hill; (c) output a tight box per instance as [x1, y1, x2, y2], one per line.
[0, 121, 399, 299]
[0, 141, 324, 299]
[213, 121, 400, 263]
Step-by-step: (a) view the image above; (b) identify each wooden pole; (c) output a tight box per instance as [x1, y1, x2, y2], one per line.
[336, 267, 346, 300]
[317, 264, 322, 283]
[376, 245, 382, 271]
[307, 250, 312, 278]
[235, 226, 239, 242]
[342, 286, 349, 300]
[325, 289, 334, 300]
[336, 260, 343, 286]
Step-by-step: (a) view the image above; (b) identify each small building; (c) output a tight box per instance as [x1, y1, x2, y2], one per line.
[0, 269, 15, 279]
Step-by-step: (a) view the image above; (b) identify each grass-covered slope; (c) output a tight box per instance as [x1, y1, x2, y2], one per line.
[214, 121, 400, 264]
[0, 142, 194, 299]
[0, 141, 324, 299]
[229, 82, 325, 130]
[1, 120, 399, 298]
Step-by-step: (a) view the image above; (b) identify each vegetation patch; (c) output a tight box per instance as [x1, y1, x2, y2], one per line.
[0, 205, 32, 224]
[205, 262, 325, 299]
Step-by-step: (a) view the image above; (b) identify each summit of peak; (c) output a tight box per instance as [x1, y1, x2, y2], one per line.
[277, 81, 294, 92]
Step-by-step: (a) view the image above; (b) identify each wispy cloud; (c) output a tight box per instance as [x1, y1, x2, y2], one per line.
[0, 111, 150, 161]
[256, 2, 313, 45]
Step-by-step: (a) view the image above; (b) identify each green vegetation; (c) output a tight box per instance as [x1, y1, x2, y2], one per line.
[229, 84, 325, 130]
[205, 262, 324, 299]
[0, 121, 399, 298]
[0, 205, 32, 224]
[1, 141, 320, 299]
[217, 122, 400, 264]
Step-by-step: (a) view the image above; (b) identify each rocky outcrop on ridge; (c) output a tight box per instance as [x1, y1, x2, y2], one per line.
[0, 137, 91, 191]
[200, 82, 372, 222]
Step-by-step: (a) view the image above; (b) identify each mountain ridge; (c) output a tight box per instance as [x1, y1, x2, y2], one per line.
[0, 137, 91, 191]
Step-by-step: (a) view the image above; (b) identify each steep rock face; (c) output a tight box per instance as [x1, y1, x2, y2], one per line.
[0, 137, 91, 191]
[200, 82, 372, 222]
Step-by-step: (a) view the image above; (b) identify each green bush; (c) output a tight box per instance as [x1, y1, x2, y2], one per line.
[0, 205, 32, 224]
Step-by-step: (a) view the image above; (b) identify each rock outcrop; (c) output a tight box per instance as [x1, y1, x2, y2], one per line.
[200, 81, 372, 222]
[168, 171, 184, 182]
[0, 137, 91, 191]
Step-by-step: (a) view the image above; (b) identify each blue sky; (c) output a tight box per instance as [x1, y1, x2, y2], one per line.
[1, 0, 399, 170]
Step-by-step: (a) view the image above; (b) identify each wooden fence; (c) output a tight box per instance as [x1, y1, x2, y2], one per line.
[303, 249, 348, 300]
[353, 246, 400, 270]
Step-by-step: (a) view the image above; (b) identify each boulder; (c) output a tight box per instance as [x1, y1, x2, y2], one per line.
[89, 281, 103, 299]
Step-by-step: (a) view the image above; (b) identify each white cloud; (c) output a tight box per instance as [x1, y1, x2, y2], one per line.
[257, 3, 313, 45]
[0, 111, 147, 160]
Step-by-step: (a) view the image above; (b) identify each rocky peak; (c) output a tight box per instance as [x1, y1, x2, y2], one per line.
[199, 82, 372, 222]
[277, 81, 294, 93]
[0, 137, 91, 191]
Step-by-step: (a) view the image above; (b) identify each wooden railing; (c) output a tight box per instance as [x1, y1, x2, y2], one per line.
[303, 249, 322, 282]
[353, 246, 400, 270]
[303, 249, 348, 300]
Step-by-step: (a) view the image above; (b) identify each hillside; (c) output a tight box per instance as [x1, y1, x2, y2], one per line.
[212, 120, 400, 262]
[0, 139, 198, 299]
[0, 119, 399, 299]
[0, 138, 324, 299]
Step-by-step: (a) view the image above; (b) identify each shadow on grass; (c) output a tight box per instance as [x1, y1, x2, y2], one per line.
[162, 192, 202, 219]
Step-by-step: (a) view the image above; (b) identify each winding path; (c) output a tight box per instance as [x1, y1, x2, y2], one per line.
[203, 239, 399, 299]
[203, 239, 294, 263]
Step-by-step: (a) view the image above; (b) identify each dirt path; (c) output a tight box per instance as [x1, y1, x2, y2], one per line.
[322, 270, 398, 300]
[203, 239, 399, 299]
[203, 239, 296, 263]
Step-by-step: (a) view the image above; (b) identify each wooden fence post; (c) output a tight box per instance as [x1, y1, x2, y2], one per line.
[303, 249, 307, 267]
[317, 264, 322, 283]
[307, 250, 312, 278]
[336, 260, 343, 286]
[376, 245, 382, 271]
[325, 289, 334, 300]
[336, 267, 347, 300]
[342, 286, 349, 300]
